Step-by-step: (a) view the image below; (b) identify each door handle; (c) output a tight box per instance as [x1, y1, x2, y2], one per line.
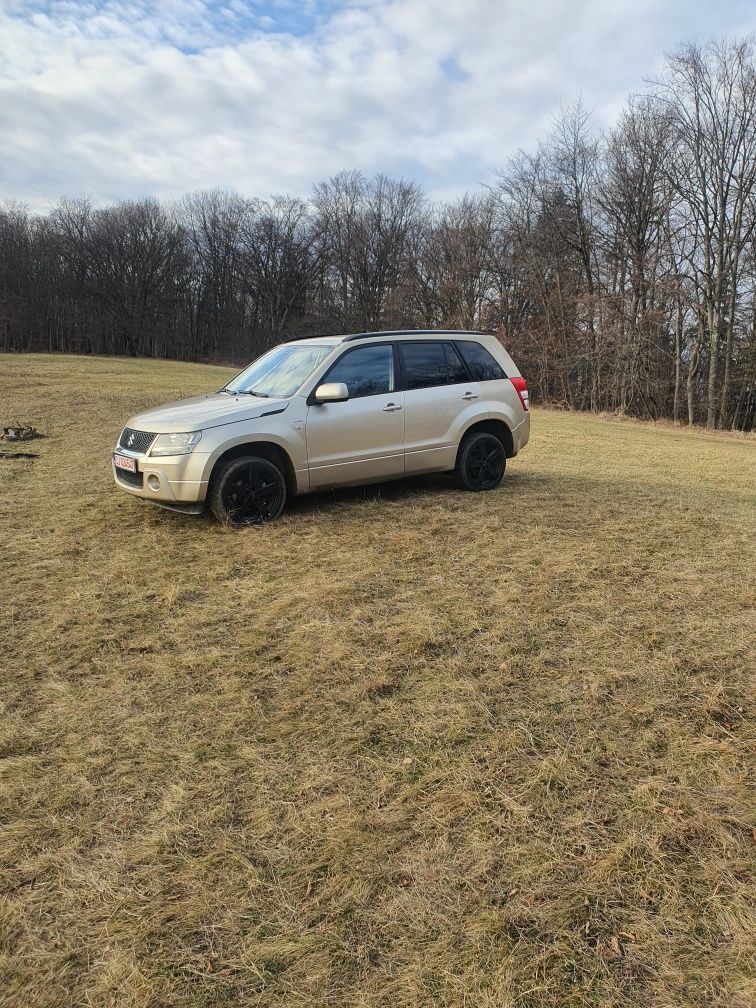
[383, 402, 403, 412]
[461, 391, 478, 401]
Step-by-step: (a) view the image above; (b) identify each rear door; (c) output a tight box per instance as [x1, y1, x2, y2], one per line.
[399, 341, 481, 474]
[305, 342, 405, 488]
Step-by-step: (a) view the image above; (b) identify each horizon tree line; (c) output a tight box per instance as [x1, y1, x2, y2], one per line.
[1, 36, 755, 430]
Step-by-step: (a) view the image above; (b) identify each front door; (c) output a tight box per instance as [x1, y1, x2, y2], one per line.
[306, 343, 405, 488]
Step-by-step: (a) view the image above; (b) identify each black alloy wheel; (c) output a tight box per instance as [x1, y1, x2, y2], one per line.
[454, 432, 506, 491]
[210, 456, 287, 525]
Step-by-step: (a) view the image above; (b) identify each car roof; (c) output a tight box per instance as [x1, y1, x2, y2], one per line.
[286, 329, 490, 345]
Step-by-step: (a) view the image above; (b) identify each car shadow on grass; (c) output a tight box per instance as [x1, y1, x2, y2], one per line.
[283, 467, 542, 517]
[286, 473, 452, 515]
[136, 467, 546, 530]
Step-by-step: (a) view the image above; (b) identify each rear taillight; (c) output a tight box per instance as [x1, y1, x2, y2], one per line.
[511, 376, 529, 411]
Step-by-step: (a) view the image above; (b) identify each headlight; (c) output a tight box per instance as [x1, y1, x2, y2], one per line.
[150, 431, 202, 456]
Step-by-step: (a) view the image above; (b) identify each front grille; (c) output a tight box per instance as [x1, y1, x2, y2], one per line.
[115, 468, 144, 489]
[118, 428, 157, 454]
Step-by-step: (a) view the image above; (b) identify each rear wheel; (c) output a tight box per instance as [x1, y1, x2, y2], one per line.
[454, 431, 506, 491]
[209, 456, 287, 525]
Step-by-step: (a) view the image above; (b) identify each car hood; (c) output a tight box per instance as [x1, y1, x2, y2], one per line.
[127, 393, 289, 434]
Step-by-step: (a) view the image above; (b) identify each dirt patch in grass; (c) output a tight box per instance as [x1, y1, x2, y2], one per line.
[1, 353, 755, 1008]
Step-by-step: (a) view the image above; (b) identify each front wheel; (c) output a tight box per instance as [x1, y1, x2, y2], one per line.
[453, 432, 506, 491]
[209, 456, 287, 525]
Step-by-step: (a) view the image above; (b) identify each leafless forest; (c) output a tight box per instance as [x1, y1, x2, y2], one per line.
[2, 38, 755, 429]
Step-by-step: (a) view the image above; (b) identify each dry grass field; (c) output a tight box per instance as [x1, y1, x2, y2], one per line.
[1, 352, 755, 1008]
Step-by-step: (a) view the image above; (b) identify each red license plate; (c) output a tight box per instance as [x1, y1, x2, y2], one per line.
[113, 452, 137, 472]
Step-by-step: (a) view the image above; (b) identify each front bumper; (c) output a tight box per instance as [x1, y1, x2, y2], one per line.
[112, 449, 210, 505]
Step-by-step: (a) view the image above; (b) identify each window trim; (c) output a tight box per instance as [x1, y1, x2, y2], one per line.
[307, 341, 399, 403]
[445, 341, 472, 385]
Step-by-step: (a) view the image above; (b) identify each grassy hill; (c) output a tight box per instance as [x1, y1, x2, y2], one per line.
[1, 353, 754, 1008]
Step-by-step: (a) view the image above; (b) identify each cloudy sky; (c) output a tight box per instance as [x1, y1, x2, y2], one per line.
[2, 0, 754, 212]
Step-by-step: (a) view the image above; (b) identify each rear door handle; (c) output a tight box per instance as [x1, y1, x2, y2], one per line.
[462, 391, 478, 401]
[383, 402, 403, 412]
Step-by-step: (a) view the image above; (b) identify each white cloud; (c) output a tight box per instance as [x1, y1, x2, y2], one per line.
[1, 0, 755, 212]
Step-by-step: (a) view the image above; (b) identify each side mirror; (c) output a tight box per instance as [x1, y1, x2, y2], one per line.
[314, 382, 349, 403]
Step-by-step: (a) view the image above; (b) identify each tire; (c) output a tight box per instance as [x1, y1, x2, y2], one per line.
[453, 431, 506, 491]
[209, 455, 287, 525]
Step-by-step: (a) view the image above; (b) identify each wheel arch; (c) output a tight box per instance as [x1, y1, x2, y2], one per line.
[207, 440, 298, 498]
[457, 418, 514, 463]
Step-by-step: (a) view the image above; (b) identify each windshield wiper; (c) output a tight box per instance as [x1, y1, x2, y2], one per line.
[218, 388, 270, 397]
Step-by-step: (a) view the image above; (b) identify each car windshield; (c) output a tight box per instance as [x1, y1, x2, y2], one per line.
[222, 344, 333, 398]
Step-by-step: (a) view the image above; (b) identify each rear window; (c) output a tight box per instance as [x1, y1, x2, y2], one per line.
[456, 340, 506, 381]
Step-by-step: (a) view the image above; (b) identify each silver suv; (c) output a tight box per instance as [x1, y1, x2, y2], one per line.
[112, 330, 530, 524]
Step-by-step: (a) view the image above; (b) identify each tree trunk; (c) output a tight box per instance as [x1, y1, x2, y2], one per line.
[706, 303, 719, 429]
[673, 299, 682, 423]
[688, 316, 704, 425]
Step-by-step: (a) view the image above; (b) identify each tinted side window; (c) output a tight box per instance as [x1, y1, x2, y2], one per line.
[457, 340, 506, 381]
[445, 343, 468, 384]
[325, 344, 394, 397]
[401, 342, 448, 390]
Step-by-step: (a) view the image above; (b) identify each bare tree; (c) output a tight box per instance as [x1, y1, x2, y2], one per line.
[313, 171, 425, 330]
[411, 194, 497, 329]
[179, 189, 247, 359]
[237, 196, 318, 347]
[598, 98, 672, 418]
[651, 38, 756, 427]
[83, 199, 187, 357]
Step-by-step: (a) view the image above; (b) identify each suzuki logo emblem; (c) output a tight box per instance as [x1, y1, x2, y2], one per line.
[127, 433, 135, 447]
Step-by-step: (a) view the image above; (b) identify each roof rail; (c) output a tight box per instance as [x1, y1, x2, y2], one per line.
[340, 328, 491, 343]
[284, 332, 341, 341]
[285, 328, 493, 344]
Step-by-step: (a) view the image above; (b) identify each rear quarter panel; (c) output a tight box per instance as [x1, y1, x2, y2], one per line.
[478, 335, 530, 453]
